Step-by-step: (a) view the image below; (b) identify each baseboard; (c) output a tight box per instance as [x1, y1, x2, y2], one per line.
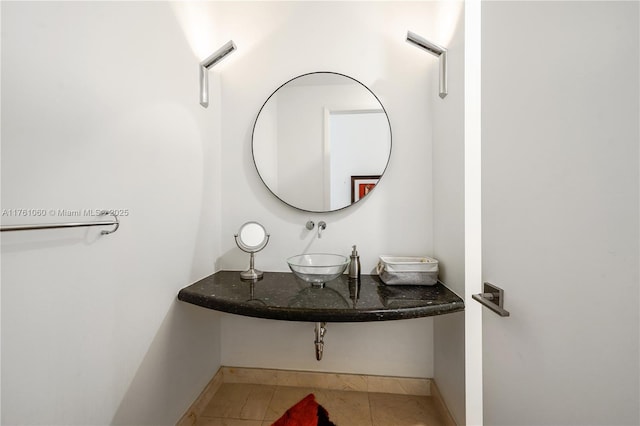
[221, 366, 432, 395]
[177, 366, 452, 425]
[176, 368, 224, 426]
[431, 379, 458, 426]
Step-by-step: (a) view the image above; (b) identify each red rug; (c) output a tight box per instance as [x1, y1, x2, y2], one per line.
[271, 393, 336, 426]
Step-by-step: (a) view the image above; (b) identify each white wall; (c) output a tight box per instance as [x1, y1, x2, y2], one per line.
[431, 2, 466, 424]
[1, 2, 222, 424]
[185, 0, 451, 377]
[482, 1, 639, 425]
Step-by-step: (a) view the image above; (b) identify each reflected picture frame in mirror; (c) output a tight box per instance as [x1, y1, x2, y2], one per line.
[251, 72, 392, 213]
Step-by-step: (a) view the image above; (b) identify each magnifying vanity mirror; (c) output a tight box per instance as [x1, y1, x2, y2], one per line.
[234, 221, 270, 280]
[252, 72, 392, 213]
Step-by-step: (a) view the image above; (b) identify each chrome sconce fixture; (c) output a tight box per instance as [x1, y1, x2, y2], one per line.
[406, 31, 448, 99]
[199, 40, 236, 108]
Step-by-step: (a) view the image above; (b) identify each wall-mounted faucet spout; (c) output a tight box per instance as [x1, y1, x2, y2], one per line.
[317, 221, 326, 238]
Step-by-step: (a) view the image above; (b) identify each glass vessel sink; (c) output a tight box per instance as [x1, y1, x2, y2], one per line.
[286, 253, 350, 287]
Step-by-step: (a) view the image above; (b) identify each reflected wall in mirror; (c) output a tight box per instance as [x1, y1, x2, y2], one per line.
[252, 72, 392, 212]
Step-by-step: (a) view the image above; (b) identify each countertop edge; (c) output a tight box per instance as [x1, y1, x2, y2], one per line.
[177, 271, 465, 323]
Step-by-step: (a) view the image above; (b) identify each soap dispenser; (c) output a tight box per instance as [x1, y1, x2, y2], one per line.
[349, 245, 361, 279]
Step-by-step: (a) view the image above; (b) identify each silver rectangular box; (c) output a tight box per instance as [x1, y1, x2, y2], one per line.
[377, 256, 439, 285]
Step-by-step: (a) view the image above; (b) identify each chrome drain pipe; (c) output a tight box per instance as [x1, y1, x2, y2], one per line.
[314, 322, 327, 361]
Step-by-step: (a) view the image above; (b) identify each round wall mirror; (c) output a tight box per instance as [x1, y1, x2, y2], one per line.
[252, 72, 392, 213]
[234, 221, 270, 280]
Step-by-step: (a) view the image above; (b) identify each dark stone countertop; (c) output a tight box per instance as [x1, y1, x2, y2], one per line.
[177, 271, 464, 322]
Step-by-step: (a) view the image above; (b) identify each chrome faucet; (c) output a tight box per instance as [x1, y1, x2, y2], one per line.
[317, 221, 326, 238]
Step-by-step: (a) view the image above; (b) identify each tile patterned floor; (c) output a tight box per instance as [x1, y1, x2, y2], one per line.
[195, 382, 450, 426]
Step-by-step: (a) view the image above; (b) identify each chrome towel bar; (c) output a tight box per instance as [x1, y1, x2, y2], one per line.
[1, 211, 119, 235]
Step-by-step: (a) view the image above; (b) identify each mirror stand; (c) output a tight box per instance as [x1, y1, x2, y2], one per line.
[241, 251, 263, 280]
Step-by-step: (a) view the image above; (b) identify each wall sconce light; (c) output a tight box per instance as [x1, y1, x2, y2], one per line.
[406, 31, 448, 99]
[199, 40, 236, 108]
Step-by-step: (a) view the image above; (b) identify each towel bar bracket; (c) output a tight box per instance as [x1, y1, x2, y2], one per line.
[472, 282, 510, 317]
